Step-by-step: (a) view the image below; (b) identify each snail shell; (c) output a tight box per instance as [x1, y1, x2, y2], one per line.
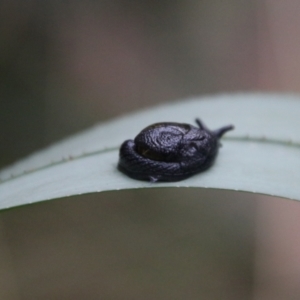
[118, 118, 234, 182]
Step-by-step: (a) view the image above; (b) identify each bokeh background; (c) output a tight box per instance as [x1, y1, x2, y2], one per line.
[1, 1, 300, 299]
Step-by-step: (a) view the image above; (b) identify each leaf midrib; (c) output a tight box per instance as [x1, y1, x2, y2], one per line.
[1, 135, 299, 185]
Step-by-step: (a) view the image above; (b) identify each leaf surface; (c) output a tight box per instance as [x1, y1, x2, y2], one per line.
[1, 93, 299, 210]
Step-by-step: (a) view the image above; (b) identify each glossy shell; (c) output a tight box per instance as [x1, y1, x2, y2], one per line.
[118, 118, 234, 182]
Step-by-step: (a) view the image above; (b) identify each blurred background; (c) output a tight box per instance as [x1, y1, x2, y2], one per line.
[1, 0, 300, 299]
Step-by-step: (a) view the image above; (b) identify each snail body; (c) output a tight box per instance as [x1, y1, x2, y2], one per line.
[118, 119, 234, 182]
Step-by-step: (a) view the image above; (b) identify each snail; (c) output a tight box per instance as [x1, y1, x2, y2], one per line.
[118, 118, 234, 182]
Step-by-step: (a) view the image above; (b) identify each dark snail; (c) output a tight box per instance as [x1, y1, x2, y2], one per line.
[118, 118, 234, 182]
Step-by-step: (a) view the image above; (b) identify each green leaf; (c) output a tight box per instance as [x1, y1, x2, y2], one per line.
[0, 93, 300, 210]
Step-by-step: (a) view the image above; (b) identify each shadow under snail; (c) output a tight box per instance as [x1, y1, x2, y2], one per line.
[118, 118, 234, 182]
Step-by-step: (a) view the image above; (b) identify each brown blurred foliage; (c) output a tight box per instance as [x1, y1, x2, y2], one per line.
[1, 1, 300, 299]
